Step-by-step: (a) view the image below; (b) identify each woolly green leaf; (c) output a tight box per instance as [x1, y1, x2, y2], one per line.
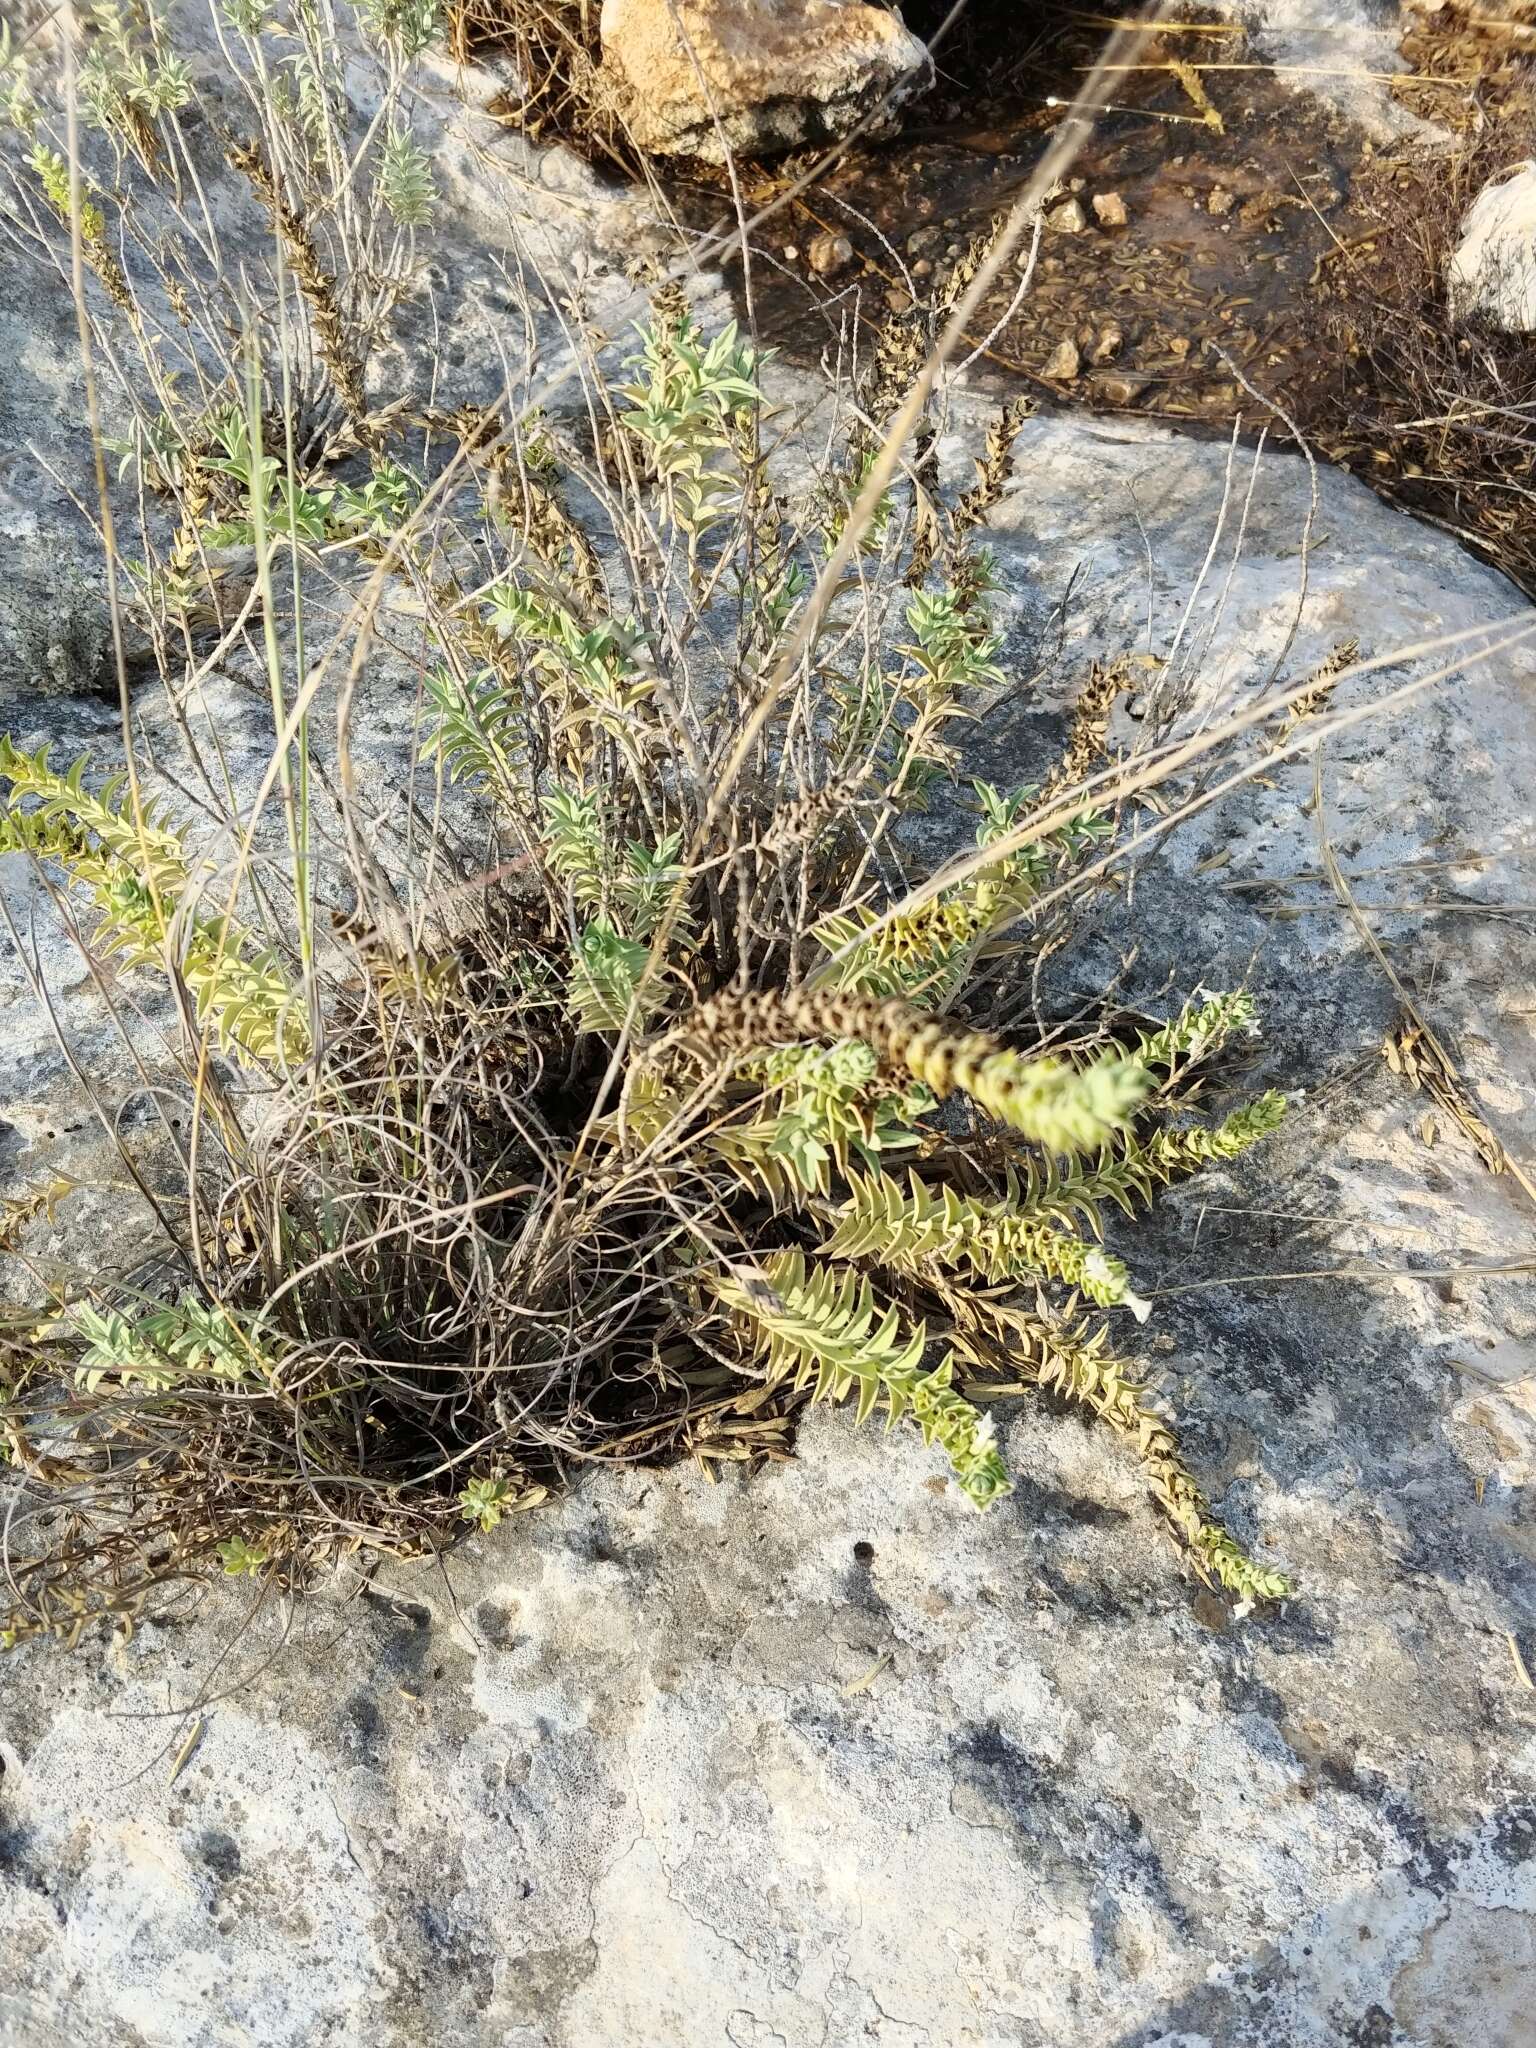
[709, 1252, 1011, 1509]
[70, 1293, 273, 1395]
[420, 667, 525, 798]
[826, 1168, 1149, 1315]
[0, 740, 306, 1068]
[216, 1535, 268, 1577]
[541, 786, 610, 912]
[955, 1299, 1291, 1601]
[996, 1091, 1290, 1228]
[1135, 990, 1259, 1072]
[567, 918, 652, 1034]
[940, 1046, 1152, 1156]
[378, 123, 435, 227]
[708, 1040, 930, 1199]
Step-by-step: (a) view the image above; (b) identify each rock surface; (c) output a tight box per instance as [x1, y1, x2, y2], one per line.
[5, 386, 1536, 2042]
[597, 0, 928, 161]
[1242, 0, 1442, 141]
[3, 11, 1536, 2047]
[1447, 159, 1536, 332]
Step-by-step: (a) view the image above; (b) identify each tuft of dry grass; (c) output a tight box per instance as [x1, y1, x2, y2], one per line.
[447, 0, 640, 169]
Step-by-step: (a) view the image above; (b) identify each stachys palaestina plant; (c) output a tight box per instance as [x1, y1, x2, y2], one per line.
[0, 304, 1290, 1651]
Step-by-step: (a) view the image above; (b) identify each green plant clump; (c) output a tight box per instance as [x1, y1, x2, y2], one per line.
[0, 17, 1292, 1641]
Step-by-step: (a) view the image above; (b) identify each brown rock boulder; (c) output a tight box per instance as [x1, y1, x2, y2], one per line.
[598, 0, 928, 162]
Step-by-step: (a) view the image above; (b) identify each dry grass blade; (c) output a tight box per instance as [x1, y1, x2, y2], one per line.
[1315, 744, 1536, 1211]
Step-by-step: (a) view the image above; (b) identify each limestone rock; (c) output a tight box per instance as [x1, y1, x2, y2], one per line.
[806, 228, 854, 277]
[4, 11, 1536, 2041]
[1247, 0, 1443, 142]
[597, 0, 928, 162]
[1447, 160, 1536, 333]
[9, 352, 1536, 2043]
[1045, 194, 1088, 234]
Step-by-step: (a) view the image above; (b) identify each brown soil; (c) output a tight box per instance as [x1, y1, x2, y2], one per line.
[452, 2, 1536, 595]
[664, 6, 1536, 593]
[680, 47, 1363, 428]
[1297, 108, 1536, 595]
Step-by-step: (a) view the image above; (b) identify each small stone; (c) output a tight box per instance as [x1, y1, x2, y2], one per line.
[1092, 371, 1148, 406]
[1448, 162, 1536, 332]
[1046, 196, 1088, 234]
[905, 227, 942, 257]
[807, 230, 854, 277]
[1207, 186, 1234, 217]
[1092, 190, 1128, 229]
[1042, 337, 1081, 381]
[884, 285, 913, 315]
[911, 258, 933, 279]
[1091, 322, 1124, 364]
[599, 0, 929, 163]
[782, 244, 799, 263]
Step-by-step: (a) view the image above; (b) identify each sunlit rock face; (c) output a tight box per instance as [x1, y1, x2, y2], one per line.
[597, 0, 929, 162]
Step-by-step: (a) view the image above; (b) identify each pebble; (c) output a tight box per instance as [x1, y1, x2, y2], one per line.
[1047, 196, 1088, 234]
[1091, 322, 1125, 364]
[782, 245, 799, 263]
[1207, 187, 1235, 217]
[1093, 191, 1129, 229]
[807, 231, 854, 278]
[1042, 337, 1081, 381]
[1092, 371, 1148, 406]
[911, 258, 933, 279]
[885, 285, 913, 315]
